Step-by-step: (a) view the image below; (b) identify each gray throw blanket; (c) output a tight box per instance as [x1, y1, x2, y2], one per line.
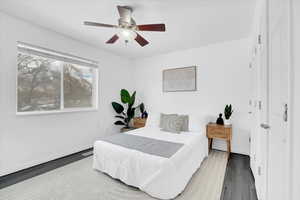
[100, 134, 184, 158]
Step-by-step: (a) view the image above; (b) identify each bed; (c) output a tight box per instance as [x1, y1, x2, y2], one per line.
[93, 126, 208, 200]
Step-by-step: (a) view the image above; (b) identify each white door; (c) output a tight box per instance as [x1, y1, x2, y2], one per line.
[267, 0, 289, 199]
[251, 1, 290, 199]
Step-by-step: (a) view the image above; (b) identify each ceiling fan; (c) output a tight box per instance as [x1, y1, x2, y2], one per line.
[84, 5, 166, 47]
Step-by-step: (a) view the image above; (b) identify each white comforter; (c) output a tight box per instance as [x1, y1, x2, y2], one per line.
[93, 127, 208, 199]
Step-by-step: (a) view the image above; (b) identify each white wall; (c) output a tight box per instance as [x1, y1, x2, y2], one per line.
[132, 38, 252, 155]
[0, 12, 134, 176]
[291, 1, 300, 199]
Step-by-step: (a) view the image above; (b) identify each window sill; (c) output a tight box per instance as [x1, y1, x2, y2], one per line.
[16, 107, 98, 116]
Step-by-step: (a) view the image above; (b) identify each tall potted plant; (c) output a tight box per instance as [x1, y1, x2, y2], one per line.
[112, 89, 138, 131]
[224, 104, 233, 125]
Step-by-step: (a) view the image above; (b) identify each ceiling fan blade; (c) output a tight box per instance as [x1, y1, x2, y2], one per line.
[137, 24, 166, 32]
[135, 33, 149, 47]
[106, 34, 119, 44]
[84, 21, 118, 28]
[117, 6, 132, 23]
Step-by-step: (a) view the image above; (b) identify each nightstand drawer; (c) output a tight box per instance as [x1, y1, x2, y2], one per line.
[208, 126, 225, 133]
[206, 125, 231, 139]
[207, 130, 228, 139]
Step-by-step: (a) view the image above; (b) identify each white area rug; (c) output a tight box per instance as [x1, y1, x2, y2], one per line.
[0, 151, 228, 200]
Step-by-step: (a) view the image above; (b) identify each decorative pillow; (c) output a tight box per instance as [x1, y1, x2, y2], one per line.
[161, 115, 183, 134]
[178, 115, 189, 131]
[160, 113, 178, 128]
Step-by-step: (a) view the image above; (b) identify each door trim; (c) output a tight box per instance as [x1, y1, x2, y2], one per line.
[287, 0, 293, 199]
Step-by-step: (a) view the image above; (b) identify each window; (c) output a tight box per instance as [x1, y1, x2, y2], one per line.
[17, 42, 98, 115]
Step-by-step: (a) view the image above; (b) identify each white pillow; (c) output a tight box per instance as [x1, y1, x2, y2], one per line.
[146, 113, 206, 132]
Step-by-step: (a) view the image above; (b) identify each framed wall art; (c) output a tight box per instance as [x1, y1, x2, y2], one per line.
[163, 66, 197, 92]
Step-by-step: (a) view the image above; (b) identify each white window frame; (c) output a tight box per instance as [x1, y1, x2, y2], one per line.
[16, 42, 99, 116]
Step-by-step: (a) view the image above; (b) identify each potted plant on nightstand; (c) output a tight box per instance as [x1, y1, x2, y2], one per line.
[224, 104, 233, 125]
[133, 103, 148, 128]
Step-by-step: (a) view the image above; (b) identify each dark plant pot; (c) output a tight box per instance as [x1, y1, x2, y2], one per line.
[142, 111, 148, 119]
[216, 113, 224, 125]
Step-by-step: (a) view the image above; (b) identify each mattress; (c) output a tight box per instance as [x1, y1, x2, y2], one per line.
[93, 127, 208, 200]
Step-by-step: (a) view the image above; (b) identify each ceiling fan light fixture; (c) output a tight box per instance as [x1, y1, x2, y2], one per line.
[118, 29, 137, 41]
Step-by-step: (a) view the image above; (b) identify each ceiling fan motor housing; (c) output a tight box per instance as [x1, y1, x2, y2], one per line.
[118, 18, 137, 30]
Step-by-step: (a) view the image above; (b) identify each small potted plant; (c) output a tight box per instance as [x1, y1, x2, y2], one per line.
[139, 103, 148, 119]
[224, 104, 233, 125]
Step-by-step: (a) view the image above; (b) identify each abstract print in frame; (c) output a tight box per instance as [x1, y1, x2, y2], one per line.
[163, 66, 197, 92]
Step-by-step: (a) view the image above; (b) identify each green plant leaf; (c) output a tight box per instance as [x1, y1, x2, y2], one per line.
[115, 115, 125, 119]
[127, 107, 136, 120]
[121, 89, 131, 103]
[114, 121, 125, 125]
[127, 104, 132, 117]
[124, 118, 129, 123]
[224, 104, 233, 119]
[112, 102, 124, 114]
[139, 103, 145, 113]
[129, 91, 136, 105]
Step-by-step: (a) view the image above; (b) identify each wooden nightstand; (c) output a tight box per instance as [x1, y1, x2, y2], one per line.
[120, 118, 147, 133]
[206, 123, 232, 155]
[133, 117, 147, 128]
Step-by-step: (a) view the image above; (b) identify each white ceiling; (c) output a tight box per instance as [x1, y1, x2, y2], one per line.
[0, 0, 256, 59]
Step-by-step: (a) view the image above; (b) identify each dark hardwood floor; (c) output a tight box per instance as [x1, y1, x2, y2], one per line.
[221, 153, 258, 200]
[0, 150, 258, 200]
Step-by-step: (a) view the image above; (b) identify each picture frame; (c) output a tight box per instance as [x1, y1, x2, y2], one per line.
[163, 66, 197, 92]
